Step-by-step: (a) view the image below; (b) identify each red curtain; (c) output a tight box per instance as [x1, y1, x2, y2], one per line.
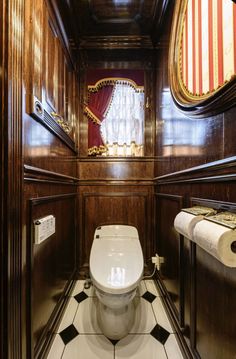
[85, 85, 114, 155]
[85, 70, 144, 156]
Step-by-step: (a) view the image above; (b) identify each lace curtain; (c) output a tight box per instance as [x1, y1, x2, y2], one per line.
[101, 84, 144, 156]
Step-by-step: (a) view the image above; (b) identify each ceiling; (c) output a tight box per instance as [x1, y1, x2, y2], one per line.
[57, 0, 171, 50]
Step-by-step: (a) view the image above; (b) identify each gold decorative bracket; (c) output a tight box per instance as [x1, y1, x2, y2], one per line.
[205, 212, 236, 230]
[182, 206, 217, 216]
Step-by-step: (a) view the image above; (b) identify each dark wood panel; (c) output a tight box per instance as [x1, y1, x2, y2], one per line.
[23, 114, 77, 176]
[63, 0, 171, 49]
[154, 0, 236, 177]
[24, 164, 79, 184]
[28, 193, 77, 358]
[155, 156, 236, 185]
[155, 193, 184, 324]
[79, 187, 153, 276]
[155, 188, 236, 359]
[78, 159, 154, 180]
[0, 1, 7, 358]
[4, 1, 25, 358]
[195, 247, 236, 359]
[26, 103, 77, 153]
[24, 0, 79, 157]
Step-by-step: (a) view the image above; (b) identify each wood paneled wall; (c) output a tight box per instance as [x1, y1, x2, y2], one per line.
[0, 0, 81, 357]
[154, 3, 236, 358]
[1, 1, 25, 358]
[78, 159, 154, 276]
[22, 3, 79, 355]
[77, 54, 157, 277]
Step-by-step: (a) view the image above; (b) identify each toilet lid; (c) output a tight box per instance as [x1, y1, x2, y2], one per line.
[95, 225, 138, 239]
[90, 236, 144, 294]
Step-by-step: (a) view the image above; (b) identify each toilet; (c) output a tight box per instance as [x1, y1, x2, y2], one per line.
[89, 224, 144, 340]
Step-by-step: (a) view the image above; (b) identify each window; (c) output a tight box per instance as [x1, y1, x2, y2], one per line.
[85, 69, 145, 156]
[101, 83, 144, 156]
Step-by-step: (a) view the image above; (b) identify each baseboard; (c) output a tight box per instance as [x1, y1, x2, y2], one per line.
[154, 273, 195, 359]
[34, 273, 76, 359]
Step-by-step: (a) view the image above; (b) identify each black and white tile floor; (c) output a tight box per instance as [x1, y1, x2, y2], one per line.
[47, 280, 184, 359]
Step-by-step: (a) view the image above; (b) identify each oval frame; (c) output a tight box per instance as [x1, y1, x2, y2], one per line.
[169, 0, 236, 118]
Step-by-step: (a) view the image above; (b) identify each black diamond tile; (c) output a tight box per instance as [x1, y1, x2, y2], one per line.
[59, 324, 79, 345]
[108, 338, 120, 346]
[74, 291, 88, 303]
[142, 291, 156, 303]
[150, 324, 170, 344]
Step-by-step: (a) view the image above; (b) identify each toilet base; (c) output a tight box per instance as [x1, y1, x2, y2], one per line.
[97, 300, 135, 340]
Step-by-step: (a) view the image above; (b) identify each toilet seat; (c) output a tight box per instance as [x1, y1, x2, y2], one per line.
[90, 226, 143, 295]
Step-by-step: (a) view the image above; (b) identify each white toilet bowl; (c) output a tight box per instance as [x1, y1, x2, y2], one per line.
[89, 225, 144, 340]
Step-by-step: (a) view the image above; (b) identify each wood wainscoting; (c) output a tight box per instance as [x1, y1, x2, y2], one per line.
[154, 159, 236, 359]
[78, 158, 155, 277]
[21, 0, 80, 356]
[23, 170, 78, 359]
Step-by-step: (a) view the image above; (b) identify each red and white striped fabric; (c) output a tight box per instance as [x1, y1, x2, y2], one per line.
[181, 0, 236, 96]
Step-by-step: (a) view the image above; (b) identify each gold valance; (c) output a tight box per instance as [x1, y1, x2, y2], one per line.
[88, 77, 144, 93]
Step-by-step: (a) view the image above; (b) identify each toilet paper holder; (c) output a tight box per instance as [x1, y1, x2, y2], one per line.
[205, 211, 236, 229]
[182, 205, 217, 217]
[176, 206, 236, 260]
[182, 206, 236, 230]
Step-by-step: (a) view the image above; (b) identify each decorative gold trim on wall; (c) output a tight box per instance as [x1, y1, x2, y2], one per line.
[169, 0, 236, 117]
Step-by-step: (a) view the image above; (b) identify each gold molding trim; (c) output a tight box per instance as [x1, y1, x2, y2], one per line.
[84, 106, 101, 125]
[169, 0, 236, 116]
[88, 77, 144, 93]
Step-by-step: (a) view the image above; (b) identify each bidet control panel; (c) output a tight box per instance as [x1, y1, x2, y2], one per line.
[34, 215, 55, 244]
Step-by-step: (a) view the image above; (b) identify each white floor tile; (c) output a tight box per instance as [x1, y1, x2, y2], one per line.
[57, 297, 79, 333]
[164, 334, 184, 359]
[136, 280, 147, 297]
[129, 298, 156, 334]
[47, 279, 185, 359]
[71, 280, 95, 297]
[152, 297, 173, 333]
[73, 297, 102, 334]
[47, 334, 65, 359]
[115, 334, 167, 359]
[62, 335, 114, 359]
[145, 280, 162, 297]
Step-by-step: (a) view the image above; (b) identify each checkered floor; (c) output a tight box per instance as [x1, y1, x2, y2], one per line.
[46, 280, 184, 359]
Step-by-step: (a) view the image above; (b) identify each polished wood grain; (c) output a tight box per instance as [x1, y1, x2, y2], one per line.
[155, 193, 184, 324]
[24, 0, 79, 152]
[21, 1, 80, 357]
[28, 193, 77, 358]
[155, 183, 236, 359]
[195, 247, 236, 359]
[78, 184, 154, 277]
[154, 2, 236, 358]
[2, 0, 236, 358]
[78, 159, 154, 181]
[24, 164, 79, 184]
[3, 1, 25, 358]
[0, 2, 7, 358]
[64, 0, 171, 48]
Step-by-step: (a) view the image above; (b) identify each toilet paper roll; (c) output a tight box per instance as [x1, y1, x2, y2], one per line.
[193, 220, 236, 267]
[174, 211, 204, 240]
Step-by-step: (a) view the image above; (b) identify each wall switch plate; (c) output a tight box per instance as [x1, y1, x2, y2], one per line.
[34, 215, 55, 244]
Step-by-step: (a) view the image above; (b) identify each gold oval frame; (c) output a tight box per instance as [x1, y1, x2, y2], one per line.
[169, 0, 236, 117]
